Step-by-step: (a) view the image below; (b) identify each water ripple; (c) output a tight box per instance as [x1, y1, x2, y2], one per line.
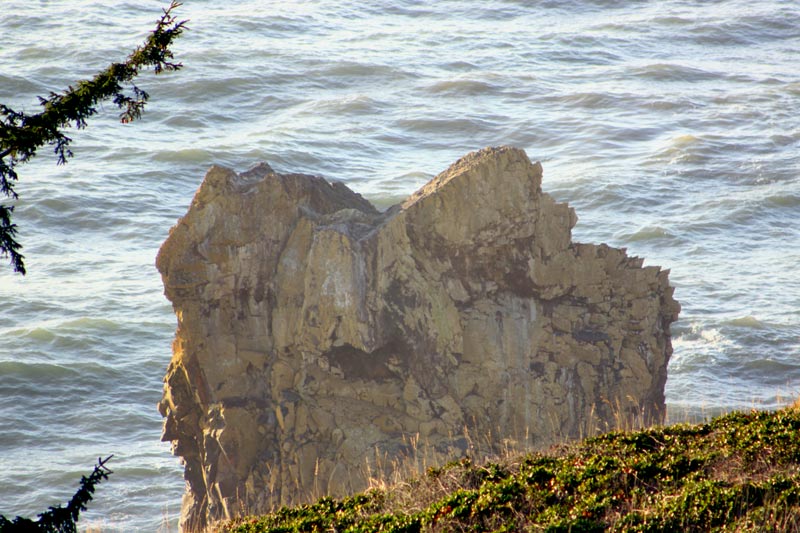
[2, 0, 800, 529]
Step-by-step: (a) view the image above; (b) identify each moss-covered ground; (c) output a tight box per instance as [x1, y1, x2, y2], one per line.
[221, 406, 800, 532]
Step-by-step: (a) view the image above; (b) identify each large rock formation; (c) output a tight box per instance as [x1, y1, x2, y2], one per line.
[156, 147, 680, 531]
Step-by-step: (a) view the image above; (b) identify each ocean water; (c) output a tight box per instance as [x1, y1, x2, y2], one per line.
[1, 0, 799, 530]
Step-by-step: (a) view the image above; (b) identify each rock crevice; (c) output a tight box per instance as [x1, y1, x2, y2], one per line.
[157, 147, 680, 531]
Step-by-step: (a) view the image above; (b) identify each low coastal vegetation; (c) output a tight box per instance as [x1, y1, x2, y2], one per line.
[222, 404, 800, 532]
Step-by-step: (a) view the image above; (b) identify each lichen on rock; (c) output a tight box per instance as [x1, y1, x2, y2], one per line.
[156, 146, 680, 531]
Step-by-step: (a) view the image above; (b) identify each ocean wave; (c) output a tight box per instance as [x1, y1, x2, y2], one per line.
[0, 360, 81, 379]
[426, 79, 501, 96]
[784, 82, 800, 96]
[3, 326, 56, 343]
[766, 193, 800, 208]
[627, 63, 723, 83]
[616, 225, 675, 243]
[3, 0, 800, 529]
[545, 47, 623, 66]
[647, 15, 694, 26]
[724, 315, 765, 329]
[394, 116, 496, 136]
[689, 13, 800, 46]
[302, 94, 383, 115]
[648, 133, 735, 166]
[559, 91, 619, 108]
[152, 148, 211, 164]
[308, 61, 414, 81]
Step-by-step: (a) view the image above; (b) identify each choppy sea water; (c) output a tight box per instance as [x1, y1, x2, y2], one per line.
[1, 0, 798, 530]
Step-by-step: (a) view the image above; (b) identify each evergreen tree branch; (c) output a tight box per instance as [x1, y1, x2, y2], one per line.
[0, 455, 114, 532]
[0, 1, 187, 274]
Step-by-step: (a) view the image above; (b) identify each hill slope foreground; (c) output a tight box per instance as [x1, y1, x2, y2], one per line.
[222, 406, 800, 532]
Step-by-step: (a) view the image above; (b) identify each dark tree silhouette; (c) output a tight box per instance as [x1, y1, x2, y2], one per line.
[0, 455, 113, 532]
[0, 2, 187, 274]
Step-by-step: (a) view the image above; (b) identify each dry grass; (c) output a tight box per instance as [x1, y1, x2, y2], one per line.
[220, 398, 800, 532]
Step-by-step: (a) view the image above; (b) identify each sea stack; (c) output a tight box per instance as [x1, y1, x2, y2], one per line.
[156, 146, 680, 531]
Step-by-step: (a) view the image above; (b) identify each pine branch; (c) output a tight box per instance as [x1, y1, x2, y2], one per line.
[0, 455, 114, 532]
[0, 2, 188, 274]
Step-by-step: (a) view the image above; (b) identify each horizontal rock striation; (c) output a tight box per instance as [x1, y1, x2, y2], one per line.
[156, 147, 680, 531]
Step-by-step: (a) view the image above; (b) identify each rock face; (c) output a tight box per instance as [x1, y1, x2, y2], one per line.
[156, 147, 680, 531]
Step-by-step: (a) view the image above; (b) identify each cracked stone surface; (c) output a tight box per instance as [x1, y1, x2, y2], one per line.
[156, 146, 680, 531]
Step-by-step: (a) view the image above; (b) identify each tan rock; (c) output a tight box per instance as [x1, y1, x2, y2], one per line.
[156, 147, 680, 531]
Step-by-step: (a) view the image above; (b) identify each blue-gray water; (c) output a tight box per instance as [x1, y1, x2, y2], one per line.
[1, 1, 799, 530]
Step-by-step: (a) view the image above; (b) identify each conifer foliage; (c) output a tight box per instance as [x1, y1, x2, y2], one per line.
[0, 456, 113, 532]
[0, 2, 187, 274]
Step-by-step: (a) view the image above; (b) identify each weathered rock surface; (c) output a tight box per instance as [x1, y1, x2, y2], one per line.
[156, 147, 680, 531]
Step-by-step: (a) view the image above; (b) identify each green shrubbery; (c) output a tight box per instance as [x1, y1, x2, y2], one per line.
[223, 407, 800, 532]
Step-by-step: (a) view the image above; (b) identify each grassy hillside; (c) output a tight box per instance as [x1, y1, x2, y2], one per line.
[221, 405, 800, 532]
